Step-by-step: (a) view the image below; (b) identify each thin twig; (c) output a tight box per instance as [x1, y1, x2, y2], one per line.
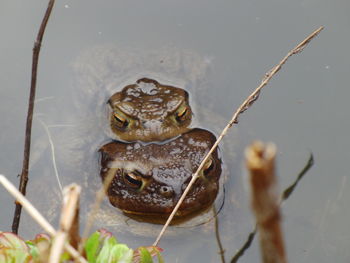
[213, 205, 226, 263]
[230, 227, 256, 263]
[12, 0, 56, 234]
[49, 184, 81, 263]
[153, 26, 324, 246]
[0, 175, 87, 263]
[78, 167, 116, 254]
[282, 153, 314, 201]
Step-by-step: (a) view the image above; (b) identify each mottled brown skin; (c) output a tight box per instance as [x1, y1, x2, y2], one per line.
[99, 128, 221, 217]
[108, 78, 192, 142]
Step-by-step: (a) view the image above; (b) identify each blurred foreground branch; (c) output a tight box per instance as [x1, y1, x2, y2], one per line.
[246, 142, 287, 263]
[49, 184, 81, 263]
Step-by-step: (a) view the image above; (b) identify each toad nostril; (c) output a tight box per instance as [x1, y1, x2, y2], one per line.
[160, 186, 174, 197]
[142, 119, 164, 125]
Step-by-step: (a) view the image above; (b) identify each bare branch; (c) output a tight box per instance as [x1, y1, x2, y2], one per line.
[12, 0, 56, 234]
[153, 26, 324, 246]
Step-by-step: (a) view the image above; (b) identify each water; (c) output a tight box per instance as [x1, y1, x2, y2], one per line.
[1, 0, 350, 262]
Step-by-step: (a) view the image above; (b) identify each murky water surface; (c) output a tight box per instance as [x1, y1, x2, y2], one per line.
[1, 0, 350, 262]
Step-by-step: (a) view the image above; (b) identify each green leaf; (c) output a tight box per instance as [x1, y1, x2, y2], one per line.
[95, 236, 117, 263]
[110, 244, 133, 263]
[96, 237, 133, 263]
[96, 240, 112, 263]
[139, 247, 153, 263]
[133, 246, 163, 263]
[85, 231, 100, 263]
[0, 232, 31, 262]
[0, 232, 29, 251]
[0, 247, 31, 263]
[106, 236, 118, 247]
[26, 241, 40, 260]
[26, 233, 51, 260]
[85, 229, 121, 263]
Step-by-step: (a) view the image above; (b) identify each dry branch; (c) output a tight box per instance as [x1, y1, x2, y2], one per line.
[49, 184, 81, 263]
[12, 0, 56, 234]
[79, 167, 116, 254]
[246, 142, 287, 263]
[153, 26, 324, 246]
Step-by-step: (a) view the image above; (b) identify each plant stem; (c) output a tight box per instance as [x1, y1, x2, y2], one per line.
[12, 0, 56, 234]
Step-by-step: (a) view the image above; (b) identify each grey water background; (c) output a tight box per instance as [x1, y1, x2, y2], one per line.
[1, 0, 349, 262]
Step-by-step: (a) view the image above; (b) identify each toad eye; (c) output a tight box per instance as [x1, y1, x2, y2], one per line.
[113, 112, 130, 129]
[175, 106, 190, 123]
[202, 157, 215, 177]
[123, 171, 143, 190]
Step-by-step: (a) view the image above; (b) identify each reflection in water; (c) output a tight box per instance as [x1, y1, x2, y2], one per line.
[213, 205, 226, 263]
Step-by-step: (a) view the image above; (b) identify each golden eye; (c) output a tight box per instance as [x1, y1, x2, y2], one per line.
[113, 113, 129, 128]
[123, 171, 143, 190]
[202, 157, 215, 177]
[175, 106, 189, 123]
